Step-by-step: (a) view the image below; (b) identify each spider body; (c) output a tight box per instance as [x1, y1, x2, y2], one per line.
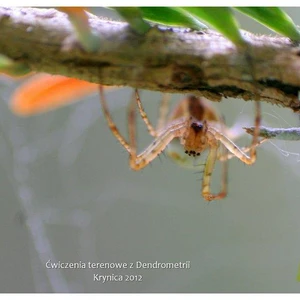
[99, 87, 261, 201]
[166, 95, 224, 168]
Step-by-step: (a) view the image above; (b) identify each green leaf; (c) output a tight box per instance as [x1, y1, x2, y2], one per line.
[235, 7, 300, 41]
[139, 7, 207, 30]
[113, 7, 151, 34]
[59, 8, 100, 52]
[181, 7, 246, 46]
[0, 54, 31, 76]
[0, 54, 14, 68]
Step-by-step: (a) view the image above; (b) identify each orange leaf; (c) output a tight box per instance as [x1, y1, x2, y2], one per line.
[10, 74, 108, 116]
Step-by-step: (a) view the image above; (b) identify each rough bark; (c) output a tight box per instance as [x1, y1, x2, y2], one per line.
[1, 7, 300, 111]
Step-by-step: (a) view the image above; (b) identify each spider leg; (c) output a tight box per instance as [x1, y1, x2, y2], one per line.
[220, 115, 229, 198]
[135, 89, 157, 137]
[99, 85, 131, 153]
[128, 122, 186, 170]
[202, 102, 261, 201]
[202, 146, 227, 201]
[208, 125, 261, 165]
[215, 101, 261, 164]
[202, 117, 228, 201]
[218, 138, 267, 161]
[248, 101, 261, 163]
[156, 93, 171, 131]
[128, 92, 137, 152]
[128, 91, 187, 171]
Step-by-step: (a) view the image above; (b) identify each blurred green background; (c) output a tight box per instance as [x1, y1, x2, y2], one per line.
[0, 7, 300, 293]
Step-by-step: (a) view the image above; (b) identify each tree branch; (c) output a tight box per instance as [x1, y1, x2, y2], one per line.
[1, 7, 300, 111]
[245, 126, 300, 140]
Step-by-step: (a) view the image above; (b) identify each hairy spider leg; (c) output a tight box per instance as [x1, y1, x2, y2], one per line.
[134, 90, 157, 137]
[195, 121, 227, 201]
[156, 93, 171, 131]
[100, 85, 262, 202]
[100, 85, 187, 170]
[99, 85, 131, 153]
[248, 101, 261, 164]
[208, 125, 261, 165]
[128, 94, 187, 170]
[134, 90, 171, 136]
[218, 137, 267, 161]
[219, 115, 229, 199]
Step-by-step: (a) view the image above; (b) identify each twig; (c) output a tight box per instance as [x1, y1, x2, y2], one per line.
[244, 126, 300, 140]
[1, 7, 300, 111]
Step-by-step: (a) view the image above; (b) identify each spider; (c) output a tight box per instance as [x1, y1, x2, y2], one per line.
[99, 86, 262, 201]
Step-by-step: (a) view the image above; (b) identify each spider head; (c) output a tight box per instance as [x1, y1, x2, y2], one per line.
[191, 122, 203, 133]
[181, 119, 208, 157]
